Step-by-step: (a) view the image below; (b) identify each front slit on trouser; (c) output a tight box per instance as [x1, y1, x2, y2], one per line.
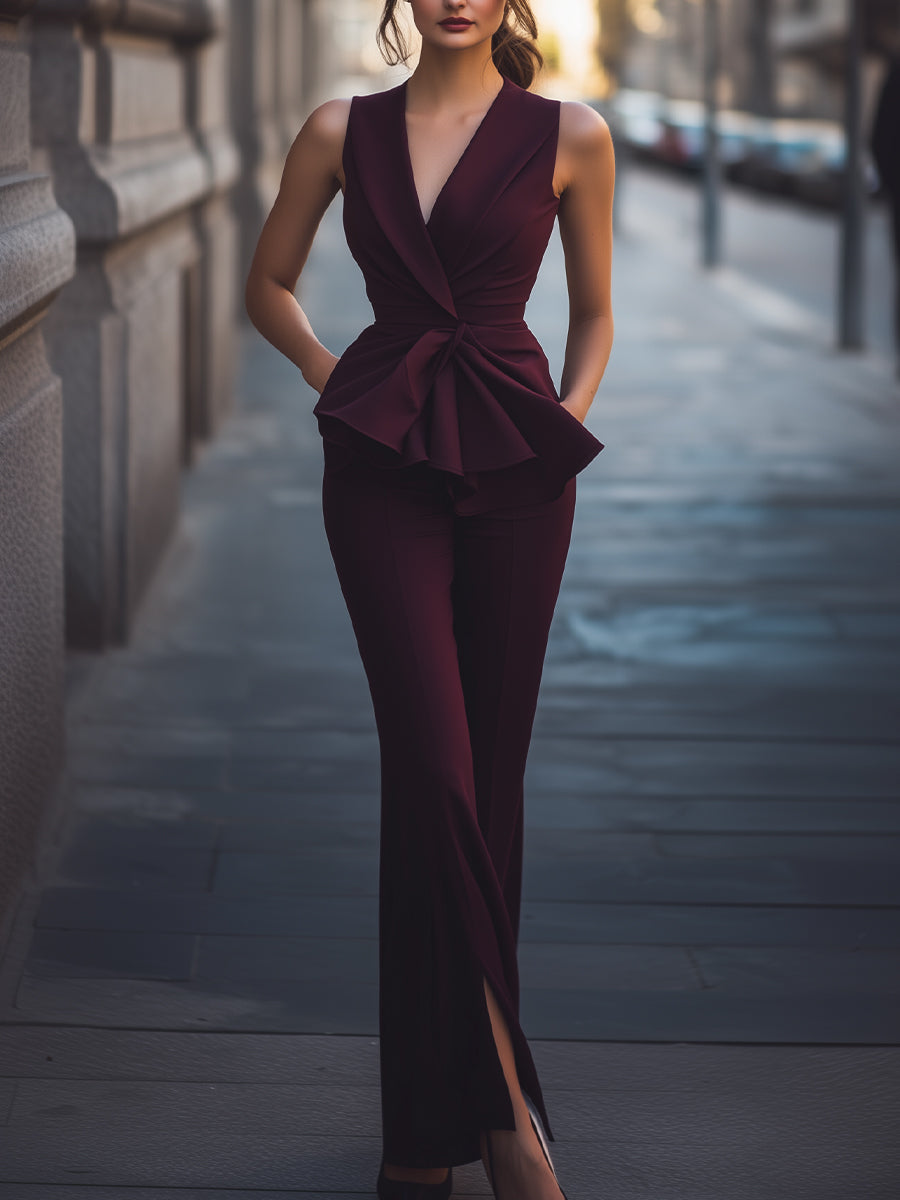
[321, 447, 576, 1169]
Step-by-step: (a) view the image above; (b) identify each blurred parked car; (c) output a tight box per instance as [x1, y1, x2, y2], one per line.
[611, 87, 878, 208]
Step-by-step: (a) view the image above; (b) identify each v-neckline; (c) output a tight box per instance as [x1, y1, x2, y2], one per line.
[401, 74, 509, 231]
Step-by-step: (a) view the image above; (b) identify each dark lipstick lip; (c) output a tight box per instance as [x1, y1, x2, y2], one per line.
[439, 18, 473, 26]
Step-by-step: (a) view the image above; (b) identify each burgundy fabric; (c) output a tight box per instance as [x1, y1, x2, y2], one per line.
[312, 73, 604, 514]
[321, 450, 576, 1167]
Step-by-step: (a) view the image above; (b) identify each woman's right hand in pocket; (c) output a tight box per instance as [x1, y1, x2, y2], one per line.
[306, 345, 341, 395]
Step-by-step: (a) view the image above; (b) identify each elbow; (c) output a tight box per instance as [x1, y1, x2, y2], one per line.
[569, 307, 613, 331]
[244, 269, 270, 331]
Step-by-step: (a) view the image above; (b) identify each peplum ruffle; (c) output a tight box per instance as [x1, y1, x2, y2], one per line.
[313, 313, 603, 514]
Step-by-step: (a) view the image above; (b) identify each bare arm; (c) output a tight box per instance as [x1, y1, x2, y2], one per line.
[554, 102, 616, 424]
[244, 98, 351, 394]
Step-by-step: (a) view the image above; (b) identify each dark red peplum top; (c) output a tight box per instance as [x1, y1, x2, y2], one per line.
[312, 73, 604, 514]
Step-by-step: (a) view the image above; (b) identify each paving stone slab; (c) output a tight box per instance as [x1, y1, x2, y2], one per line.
[70, 786, 900, 835]
[211, 852, 378, 897]
[227, 729, 381, 761]
[53, 844, 214, 892]
[524, 736, 900, 797]
[192, 937, 696, 991]
[215, 819, 381, 854]
[0, 1130, 378, 1191]
[69, 720, 230, 748]
[554, 619, 899, 679]
[60, 815, 220, 853]
[653, 832, 900, 859]
[7, 975, 900, 1041]
[525, 794, 900, 833]
[4, 1076, 895, 1142]
[34, 888, 900, 947]
[34, 890, 377, 938]
[75, 658, 252, 728]
[215, 829, 662, 860]
[532, 681, 900, 740]
[690, 945, 900, 993]
[65, 753, 228, 791]
[0, 1081, 14, 1126]
[0, 1191, 355, 1199]
[2, 1030, 896, 1092]
[193, 935, 378, 984]
[520, 899, 900, 947]
[0, 1078, 897, 1195]
[0, 1030, 383, 1084]
[522, 854, 900, 905]
[25, 931, 196, 981]
[225, 758, 379, 794]
[68, 785, 379, 825]
[520, 988, 900, 1041]
[4, 975, 380, 1033]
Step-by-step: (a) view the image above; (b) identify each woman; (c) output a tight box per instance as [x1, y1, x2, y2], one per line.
[244, 2, 615, 1198]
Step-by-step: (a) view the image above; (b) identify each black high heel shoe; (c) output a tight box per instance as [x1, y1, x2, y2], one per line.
[376, 1157, 453, 1200]
[482, 1095, 568, 1200]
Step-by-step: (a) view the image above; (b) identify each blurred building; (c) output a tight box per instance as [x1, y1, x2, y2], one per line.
[614, 0, 898, 119]
[772, 0, 898, 119]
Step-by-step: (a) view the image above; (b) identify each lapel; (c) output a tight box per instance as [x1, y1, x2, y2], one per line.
[349, 83, 458, 318]
[427, 82, 559, 275]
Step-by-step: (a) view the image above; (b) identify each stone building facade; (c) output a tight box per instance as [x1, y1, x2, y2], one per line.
[0, 0, 75, 930]
[0, 0, 338, 930]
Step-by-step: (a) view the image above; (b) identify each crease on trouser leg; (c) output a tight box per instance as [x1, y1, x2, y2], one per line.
[322, 456, 558, 1169]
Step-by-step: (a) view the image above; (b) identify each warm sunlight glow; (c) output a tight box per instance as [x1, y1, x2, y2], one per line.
[531, 0, 603, 96]
[630, 0, 664, 36]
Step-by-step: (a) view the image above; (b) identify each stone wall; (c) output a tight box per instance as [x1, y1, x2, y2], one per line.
[0, 0, 246, 929]
[0, 0, 75, 928]
[25, 0, 241, 649]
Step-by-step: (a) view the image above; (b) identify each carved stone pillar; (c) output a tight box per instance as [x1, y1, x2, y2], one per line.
[0, 0, 75, 926]
[25, 0, 240, 648]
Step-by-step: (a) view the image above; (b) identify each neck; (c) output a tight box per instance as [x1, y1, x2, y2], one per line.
[407, 42, 505, 111]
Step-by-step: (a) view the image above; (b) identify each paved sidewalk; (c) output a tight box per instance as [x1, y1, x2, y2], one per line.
[1, 165, 899, 1198]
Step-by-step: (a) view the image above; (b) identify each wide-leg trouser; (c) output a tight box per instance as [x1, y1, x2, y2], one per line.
[321, 444, 576, 1169]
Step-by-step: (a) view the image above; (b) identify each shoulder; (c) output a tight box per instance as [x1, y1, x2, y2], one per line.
[559, 100, 613, 156]
[555, 101, 614, 199]
[283, 97, 353, 181]
[298, 97, 353, 150]
[302, 83, 403, 142]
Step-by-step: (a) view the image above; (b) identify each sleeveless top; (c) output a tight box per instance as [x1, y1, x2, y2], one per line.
[312, 73, 605, 514]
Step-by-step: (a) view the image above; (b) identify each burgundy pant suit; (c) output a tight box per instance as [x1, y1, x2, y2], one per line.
[313, 73, 604, 1168]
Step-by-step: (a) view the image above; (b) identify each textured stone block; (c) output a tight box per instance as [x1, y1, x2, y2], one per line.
[0, 7, 74, 928]
[0, 334, 65, 919]
[23, 5, 240, 649]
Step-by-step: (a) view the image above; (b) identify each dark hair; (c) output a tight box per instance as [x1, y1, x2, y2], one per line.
[377, 1, 543, 90]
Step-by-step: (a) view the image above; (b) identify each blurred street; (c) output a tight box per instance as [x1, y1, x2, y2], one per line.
[0, 158, 898, 1197]
[620, 155, 898, 362]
